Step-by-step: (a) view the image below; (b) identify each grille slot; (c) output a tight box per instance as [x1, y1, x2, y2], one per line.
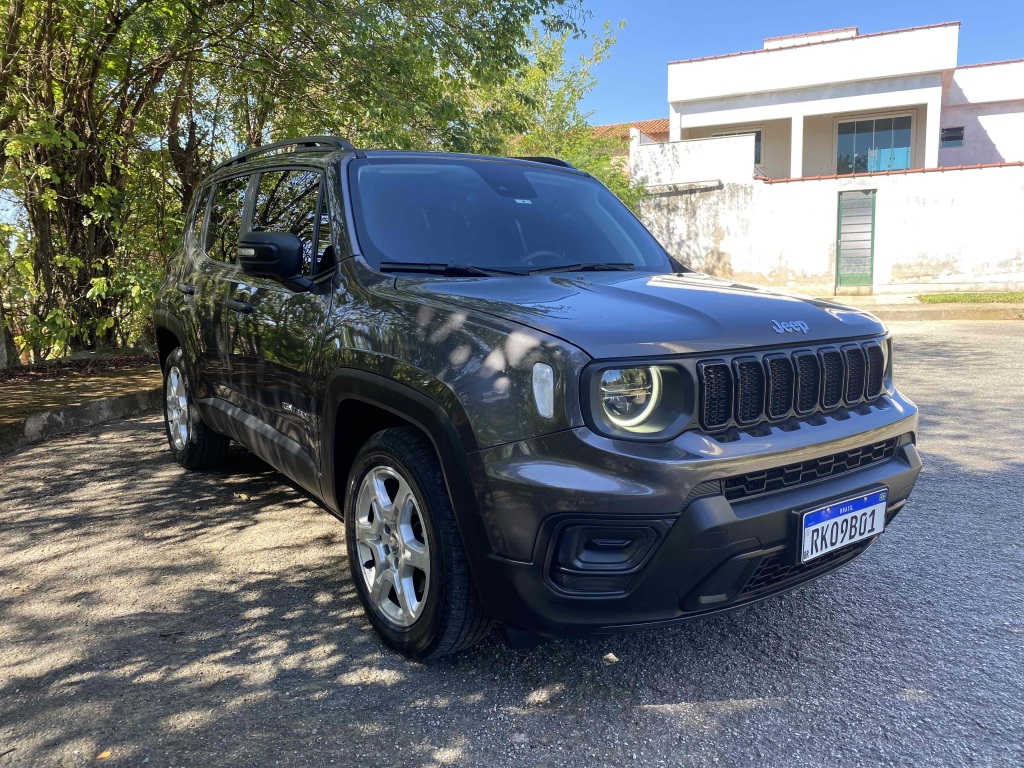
[793, 351, 820, 415]
[722, 437, 901, 501]
[864, 341, 885, 399]
[698, 362, 732, 429]
[764, 354, 794, 419]
[733, 358, 765, 425]
[843, 345, 867, 403]
[740, 539, 873, 596]
[818, 348, 845, 409]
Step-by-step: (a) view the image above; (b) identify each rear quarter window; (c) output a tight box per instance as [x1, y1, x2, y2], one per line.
[205, 175, 250, 263]
[187, 188, 211, 245]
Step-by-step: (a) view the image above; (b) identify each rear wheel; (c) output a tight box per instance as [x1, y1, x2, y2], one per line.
[162, 347, 230, 470]
[345, 427, 492, 660]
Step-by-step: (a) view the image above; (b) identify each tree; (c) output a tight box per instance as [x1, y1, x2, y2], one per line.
[502, 23, 646, 212]
[0, 0, 584, 359]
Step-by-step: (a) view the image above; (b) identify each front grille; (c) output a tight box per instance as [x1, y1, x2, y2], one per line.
[722, 437, 901, 501]
[733, 358, 765, 425]
[764, 354, 794, 419]
[698, 362, 732, 429]
[864, 341, 885, 399]
[794, 351, 820, 415]
[819, 348, 844, 409]
[698, 340, 887, 430]
[740, 538, 873, 596]
[843, 345, 867, 402]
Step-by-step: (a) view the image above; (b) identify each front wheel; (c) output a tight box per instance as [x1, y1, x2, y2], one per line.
[162, 347, 230, 470]
[345, 427, 492, 660]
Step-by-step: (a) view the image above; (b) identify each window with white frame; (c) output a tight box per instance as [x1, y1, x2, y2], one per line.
[712, 127, 763, 167]
[836, 115, 912, 174]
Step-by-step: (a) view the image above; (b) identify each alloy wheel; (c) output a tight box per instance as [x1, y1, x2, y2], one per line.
[353, 465, 431, 627]
[165, 365, 189, 451]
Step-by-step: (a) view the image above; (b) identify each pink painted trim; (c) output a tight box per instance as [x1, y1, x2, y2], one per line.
[762, 27, 858, 43]
[758, 161, 1024, 184]
[668, 21, 960, 66]
[956, 57, 1024, 70]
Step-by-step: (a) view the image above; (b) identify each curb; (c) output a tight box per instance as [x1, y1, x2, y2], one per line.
[0, 387, 162, 456]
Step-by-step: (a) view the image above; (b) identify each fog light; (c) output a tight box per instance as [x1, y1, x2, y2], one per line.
[553, 525, 660, 573]
[549, 523, 666, 595]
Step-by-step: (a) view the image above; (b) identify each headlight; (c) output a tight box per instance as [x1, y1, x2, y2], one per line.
[587, 364, 693, 440]
[600, 367, 662, 428]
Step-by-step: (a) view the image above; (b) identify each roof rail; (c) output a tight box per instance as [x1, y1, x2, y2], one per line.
[515, 156, 577, 170]
[215, 136, 357, 171]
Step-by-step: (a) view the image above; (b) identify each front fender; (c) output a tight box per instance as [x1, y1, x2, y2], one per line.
[321, 366, 506, 531]
[320, 369, 526, 618]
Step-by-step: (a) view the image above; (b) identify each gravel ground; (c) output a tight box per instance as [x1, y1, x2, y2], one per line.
[1, 320, 1022, 767]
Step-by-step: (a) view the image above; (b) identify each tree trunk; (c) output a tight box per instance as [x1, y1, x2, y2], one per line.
[0, 301, 8, 370]
[20, 135, 125, 352]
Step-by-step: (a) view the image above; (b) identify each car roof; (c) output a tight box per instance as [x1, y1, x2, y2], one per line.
[203, 137, 584, 185]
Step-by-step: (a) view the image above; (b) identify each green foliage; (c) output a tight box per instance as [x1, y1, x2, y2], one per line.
[0, 1, 635, 363]
[502, 23, 647, 212]
[917, 292, 1024, 304]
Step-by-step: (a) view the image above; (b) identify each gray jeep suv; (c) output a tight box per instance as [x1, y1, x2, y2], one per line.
[153, 136, 922, 660]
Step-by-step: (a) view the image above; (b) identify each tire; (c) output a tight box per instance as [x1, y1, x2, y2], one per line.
[162, 347, 230, 470]
[345, 427, 492, 660]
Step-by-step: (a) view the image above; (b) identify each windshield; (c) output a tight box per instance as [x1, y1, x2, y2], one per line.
[347, 157, 673, 273]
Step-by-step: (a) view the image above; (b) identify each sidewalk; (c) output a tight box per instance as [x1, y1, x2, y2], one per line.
[818, 294, 1024, 322]
[0, 365, 161, 455]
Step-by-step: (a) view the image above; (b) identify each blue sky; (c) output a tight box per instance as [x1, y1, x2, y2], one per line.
[568, 0, 1024, 125]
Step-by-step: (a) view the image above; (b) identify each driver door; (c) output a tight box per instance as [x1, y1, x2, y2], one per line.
[223, 167, 334, 492]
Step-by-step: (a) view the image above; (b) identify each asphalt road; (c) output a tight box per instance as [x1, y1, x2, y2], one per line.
[2, 320, 1022, 767]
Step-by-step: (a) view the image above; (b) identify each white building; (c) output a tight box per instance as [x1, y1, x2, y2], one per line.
[629, 22, 1024, 294]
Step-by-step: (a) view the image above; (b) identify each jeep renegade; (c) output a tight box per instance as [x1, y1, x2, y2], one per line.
[153, 136, 922, 660]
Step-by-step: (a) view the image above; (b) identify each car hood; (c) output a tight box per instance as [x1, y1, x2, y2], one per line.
[395, 271, 886, 359]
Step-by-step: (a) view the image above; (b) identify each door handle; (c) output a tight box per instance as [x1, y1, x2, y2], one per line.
[176, 283, 196, 296]
[225, 298, 254, 314]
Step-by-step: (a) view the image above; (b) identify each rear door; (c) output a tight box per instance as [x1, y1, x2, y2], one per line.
[223, 167, 334, 489]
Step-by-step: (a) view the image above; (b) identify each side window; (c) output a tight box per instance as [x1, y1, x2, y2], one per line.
[205, 175, 250, 263]
[187, 187, 211, 245]
[252, 170, 331, 276]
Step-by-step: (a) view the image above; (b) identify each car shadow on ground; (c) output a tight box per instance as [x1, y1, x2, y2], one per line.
[2, 321, 1023, 768]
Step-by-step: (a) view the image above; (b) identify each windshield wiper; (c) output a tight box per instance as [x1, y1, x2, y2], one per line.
[379, 261, 526, 277]
[528, 262, 635, 275]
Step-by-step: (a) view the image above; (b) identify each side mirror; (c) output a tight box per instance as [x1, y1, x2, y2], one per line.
[237, 231, 312, 290]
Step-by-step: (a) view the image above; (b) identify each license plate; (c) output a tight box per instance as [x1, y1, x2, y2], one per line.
[801, 489, 887, 564]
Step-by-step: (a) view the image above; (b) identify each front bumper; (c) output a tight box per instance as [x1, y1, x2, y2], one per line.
[464, 394, 921, 637]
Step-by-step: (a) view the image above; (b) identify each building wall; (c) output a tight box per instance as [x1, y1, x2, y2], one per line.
[944, 61, 1024, 107]
[938, 61, 1024, 165]
[667, 23, 959, 103]
[939, 103, 1024, 165]
[637, 164, 1024, 294]
[670, 75, 944, 173]
[798, 105, 928, 177]
[802, 115, 835, 176]
[631, 134, 755, 186]
[681, 119, 792, 180]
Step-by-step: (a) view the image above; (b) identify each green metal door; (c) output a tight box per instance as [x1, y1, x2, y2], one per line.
[836, 190, 876, 287]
